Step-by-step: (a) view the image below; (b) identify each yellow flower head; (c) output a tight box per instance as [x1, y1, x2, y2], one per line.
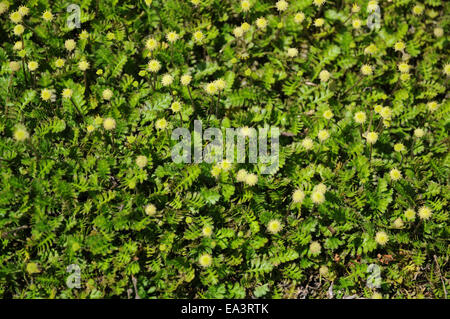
[145, 204, 156, 215]
[319, 265, 329, 276]
[171, 101, 182, 112]
[62, 88, 73, 99]
[55, 58, 65, 68]
[10, 11, 22, 23]
[398, 62, 411, 73]
[434, 27, 444, 38]
[26, 262, 40, 274]
[443, 64, 450, 76]
[199, 254, 212, 267]
[287, 48, 298, 58]
[193, 30, 204, 43]
[367, 1, 379, 12]
[161, 74, 174, 86]
[214, 78, 226, 91]
[404, 208, 416, 221]
[86, 124, 95, 133]
[319, 70, 331, 82]
[241, 0, 251, 12]
[42, 10, 53, 22]
[414, 128, 425, 138]
[166, 31, 179, 43]
[380, 107, 392, 119]
[211, 164, 222, 177]
[181, 74, 192, 86]
[236, 169, 248, 182]
[202, 225, 213, 237]
[275, 0, 288, 12]
[389, 168, 402, 181]
[78, 60, 90, 71]
[155, 118, 168, 130]
[233, 26, 244, 38]
[136, 155, 148, 168]
[393, 218, 404, 229]
[400, 73, 410, 81]
[352, 3, 360, 13]
[314, 183, 327, 194]
[103, 118, 116, 130]
[361, 64, 373, 75]
[13, 24, 24, 36]
[241, 22, 251, 32]
[313, 0, 326, 7]
[256, 17, 268, 29]
[294, 12, 305, 24]
[28, 61, 39, 72]
[323, 110, 333, 120]
[145, 38, 158, 51]
[318, 129, 330, 142]
[394, 41, 406, 52]
[0, 1, 10, 15]
[309, 241, 321, 254]
[418, 206, 432, 220]
[311, 191, 325, 204]
[302, 137, 314, 150]
[314, 18, 325, 27]
[205, 82, 218, 95]
[245, 173, 258, 186]
[354, 111, 366, 124]
[427, 101, 439, 112]
[352, 19, 362, 29]
[412, 4, 424, 15]
[220, 159, 232, 171]
[9, 61, 20, 72]
[365, 132, 378, 144]
[79, 30, 89, 40]
[267, 219, 283, 234]
[364, 44, 378, 55]
[147, 59, 161, 73]
[375, 231, 388, 245]
[102, 89, 113, 100]
[13, 41, 23, 50]
[292, 189, 305, 203]
[13, 125, 29, 142]
[41, 88, 54, 101]
[394, 143, 406, 152]
[65, 39, 76, 51]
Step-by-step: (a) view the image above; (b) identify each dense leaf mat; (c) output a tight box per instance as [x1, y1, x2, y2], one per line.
[0, 0, 449, 299]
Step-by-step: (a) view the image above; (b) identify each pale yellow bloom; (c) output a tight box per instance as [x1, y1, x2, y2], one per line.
[418, 206, 432, 220]
[365, 132, 378, 144]
[275, 0, 288, 12]
[103, 118, 116, 130]
[62, 88, 73, 99]
[375, 231, 388, 245]
[245, 173, 258, 186]
[65, 39, 76, 51]
[136, 156, 148, 168]
[267, 219, 283, 234]
[199, 254, 212, 267]
[145, 204, 156, 215]
[292, 189, 305, 203]
[42, 10, 53, 22]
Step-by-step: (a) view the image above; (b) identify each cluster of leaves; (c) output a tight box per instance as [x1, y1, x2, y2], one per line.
[0, 0, 448, 299]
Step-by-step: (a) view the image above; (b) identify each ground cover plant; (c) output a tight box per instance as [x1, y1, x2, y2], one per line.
[0, 0, 448, 299]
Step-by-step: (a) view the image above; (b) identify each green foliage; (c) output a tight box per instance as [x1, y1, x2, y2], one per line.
[0, 0, 448, 300]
